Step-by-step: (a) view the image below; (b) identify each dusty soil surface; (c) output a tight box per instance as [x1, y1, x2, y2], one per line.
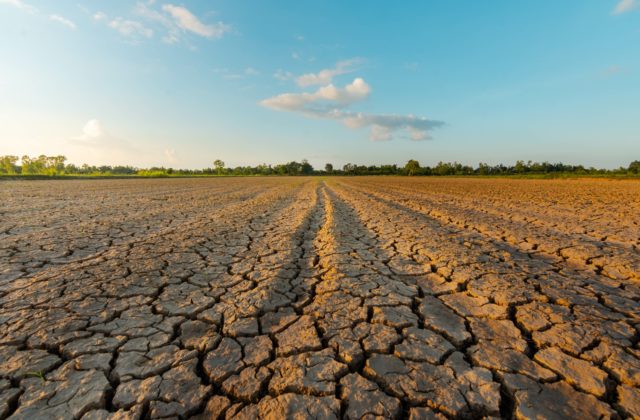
[0, 177, 638, 419]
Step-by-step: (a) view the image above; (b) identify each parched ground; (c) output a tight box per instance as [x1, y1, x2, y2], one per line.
[0, 177, 639, 419]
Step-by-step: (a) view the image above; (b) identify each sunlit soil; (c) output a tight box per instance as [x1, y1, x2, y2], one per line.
[0, 177, 638, 418]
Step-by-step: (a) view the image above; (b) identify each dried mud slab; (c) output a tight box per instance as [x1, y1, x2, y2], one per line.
[0, 177, 638, 419]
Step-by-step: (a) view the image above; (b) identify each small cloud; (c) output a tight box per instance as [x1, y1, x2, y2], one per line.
[70, 119, 135, 150]
[162, 4, 230, 38]
[69, 119, 138, 164]
[296, 58, 362, 87]
[274, 69, 294, 81]
[50, 14, 76, 30]
[295, 35, 304, 41]
[93, 11, 107, 21]
[108, 18, 153, 40]
[80, 119, 104, 139]
[0, 0, 37, 14]
[291, 52, 300, 60]
[612, 0, 637, 14]
[342, 113, 443, 142]
[261, 77, 371, 112]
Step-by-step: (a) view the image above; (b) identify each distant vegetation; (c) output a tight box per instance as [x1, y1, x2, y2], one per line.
[1, 155, 639, 178]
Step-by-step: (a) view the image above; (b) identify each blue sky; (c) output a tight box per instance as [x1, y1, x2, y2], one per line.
[1, 0, 638, 169]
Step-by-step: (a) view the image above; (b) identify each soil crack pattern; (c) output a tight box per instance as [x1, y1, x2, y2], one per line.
[0, 177, 638, 419]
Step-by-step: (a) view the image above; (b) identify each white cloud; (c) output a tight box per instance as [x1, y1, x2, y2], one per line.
[613, 0, 637, 14]
[70, 119, 136, 150]
[77, 119, 105, 140]
[0, 0, 37, 14]
[49, 14, 76, 30]
[68, 120, 139, 165]
[261, 78, 371, 112]
[274, 69, 294, 81]
[93, 11, 107, 21]
[296, 58, 362, 87]
[260, 76, 443, 141]
[342, 113, 441, 141]
[108, 17, 153, 39]
[130, 2, 229, 45]
[162, 4, 229, 38]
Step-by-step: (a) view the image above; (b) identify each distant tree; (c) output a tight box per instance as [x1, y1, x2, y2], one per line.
[477, 162, 490, 175]
[628, 160, 640, 174]
[284, 161, 302, 175]
[343, 163, 356, 175]
[213, 159, 225, 175]
[49, 155, 67, 175]
[404, 160, 421, 176]
[514, 160, 527, 174]
[0, 155, 19, 174]
[324, 163, 333, 174]
[301, 159, 314, 175]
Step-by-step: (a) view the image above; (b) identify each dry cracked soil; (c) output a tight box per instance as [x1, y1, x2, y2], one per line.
[0, 177, 639, 420]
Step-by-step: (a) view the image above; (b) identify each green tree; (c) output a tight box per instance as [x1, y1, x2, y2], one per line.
[404, 159, 421, 176]
[343, 163, 356, 175]
[514, 160, 527, 174]
[0, 155, 19, 174]
[628, 160, 640, 174]
[301, 159, 314, 175]
[213, 159, 225, 175]
[324, 163, 333, 174]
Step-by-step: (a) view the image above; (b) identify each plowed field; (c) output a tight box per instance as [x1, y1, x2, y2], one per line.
[1, 177, 639, 419]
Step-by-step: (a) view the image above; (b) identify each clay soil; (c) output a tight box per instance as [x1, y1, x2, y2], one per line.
[0, 177, 639, 419]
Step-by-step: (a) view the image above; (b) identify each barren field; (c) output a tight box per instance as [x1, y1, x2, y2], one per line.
[0, 177, 639, 419]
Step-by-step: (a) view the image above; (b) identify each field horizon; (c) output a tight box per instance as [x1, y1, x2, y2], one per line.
[2, 0, 639, 418]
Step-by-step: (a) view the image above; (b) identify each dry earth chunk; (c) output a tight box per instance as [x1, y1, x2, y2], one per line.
[534, 347, 608, 397]
[268, 348, 348, 396]
[503, 373, 616, 419]
[339, 373, 402, 419]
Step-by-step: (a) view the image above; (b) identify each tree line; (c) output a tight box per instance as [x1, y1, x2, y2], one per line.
[1, 155, 639, 177]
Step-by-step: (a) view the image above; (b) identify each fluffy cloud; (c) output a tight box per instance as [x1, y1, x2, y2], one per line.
[296, 58, 361, 87]
[342, 113, 444, 141]
[261, 78, 371, 112]
[109, 17, 153, 39]
[49, 14, 76, 30]
[613, 0, 637, 14]
[70, 119, 133, 150]
[97, 3, 230, 45]
[0, 0, 37, 14]
[74, 119, 106, 141]
[68, 120, 140, 165]
[162, 4, 229, 38]
[261, 73, 443, 141]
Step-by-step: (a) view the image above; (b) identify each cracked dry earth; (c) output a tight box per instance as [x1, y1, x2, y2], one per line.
[0, 177, 639, 420]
